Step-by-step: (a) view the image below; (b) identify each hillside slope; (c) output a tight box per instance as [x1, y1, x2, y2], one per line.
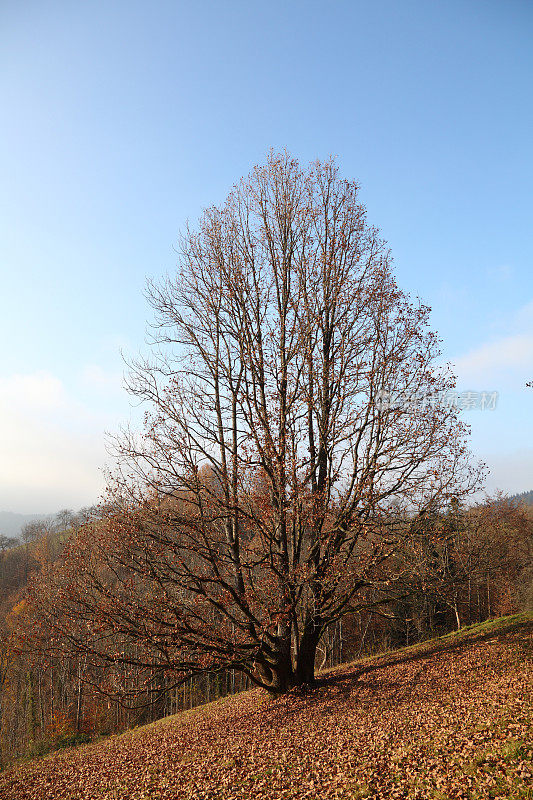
[1, 615, 532, 800]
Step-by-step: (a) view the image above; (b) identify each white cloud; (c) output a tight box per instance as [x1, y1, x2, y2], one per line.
[480, 448, 533, 496]
[0, 370, 66, 411]
[447, 299, 533, 498]
[453, 333, 533, 385]
[80, 364, 124, 393]
[0, 369, 127, 513]
[450, 299, 533, 387]
[514, 299, 533, 329]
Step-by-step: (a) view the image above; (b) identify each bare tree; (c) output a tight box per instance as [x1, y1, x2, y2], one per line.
[39, 153, 482, 693]
[21, 520, 49, 545]
[0, 536, 18, 552]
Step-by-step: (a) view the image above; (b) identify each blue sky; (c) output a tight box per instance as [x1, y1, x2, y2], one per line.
[1, 0, 532, 512]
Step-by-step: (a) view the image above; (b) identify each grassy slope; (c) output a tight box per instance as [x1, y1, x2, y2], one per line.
[1, 613, 531, 800]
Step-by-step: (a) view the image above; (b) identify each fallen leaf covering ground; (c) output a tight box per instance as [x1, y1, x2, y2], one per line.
[2, 616, 532, 800]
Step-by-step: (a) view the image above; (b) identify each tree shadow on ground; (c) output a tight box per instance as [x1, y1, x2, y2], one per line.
[316, 619, 533, 695]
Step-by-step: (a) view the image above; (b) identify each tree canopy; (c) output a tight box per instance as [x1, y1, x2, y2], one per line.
[27, 152, 482, 693]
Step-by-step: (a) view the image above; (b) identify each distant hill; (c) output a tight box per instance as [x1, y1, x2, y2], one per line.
[509, 490, 533, 506]
[0, 511, 49, 540]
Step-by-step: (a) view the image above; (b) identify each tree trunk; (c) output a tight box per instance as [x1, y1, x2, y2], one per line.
[256, 648, 295, 693]
[75, 663, 83, 733]
[294, 625, 321, 687]
[453, 599, 461, 631]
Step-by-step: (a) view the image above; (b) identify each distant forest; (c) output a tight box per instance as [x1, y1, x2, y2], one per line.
[510, 490, 533, 506]
[0, 495, 532, 768]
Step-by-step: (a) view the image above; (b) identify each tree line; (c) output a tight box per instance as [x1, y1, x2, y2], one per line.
[0, 495, 530, 767]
